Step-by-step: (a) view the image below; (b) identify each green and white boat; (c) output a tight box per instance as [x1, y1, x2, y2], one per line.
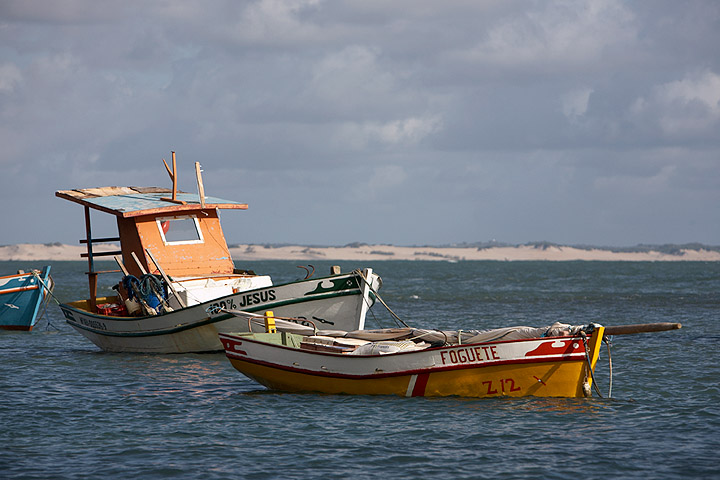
[56, 155, 381, 353]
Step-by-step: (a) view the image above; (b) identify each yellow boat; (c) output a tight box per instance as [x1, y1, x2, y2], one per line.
[220, 318, 681, 398]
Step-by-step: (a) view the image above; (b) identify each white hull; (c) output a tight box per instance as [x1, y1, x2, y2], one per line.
[60, 269, 380, 353]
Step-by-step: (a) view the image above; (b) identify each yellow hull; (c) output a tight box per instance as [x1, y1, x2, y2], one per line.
[225, 327, 605, 398]
[229, 358, 594, 397]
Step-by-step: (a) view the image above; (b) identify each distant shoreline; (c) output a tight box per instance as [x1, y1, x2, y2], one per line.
[1, 243, 719, 262]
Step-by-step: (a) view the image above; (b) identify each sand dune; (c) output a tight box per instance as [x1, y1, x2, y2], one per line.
[1, 243, 719, 262]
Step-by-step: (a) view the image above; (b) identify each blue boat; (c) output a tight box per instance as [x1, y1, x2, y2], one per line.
[0, 266, 54, 331]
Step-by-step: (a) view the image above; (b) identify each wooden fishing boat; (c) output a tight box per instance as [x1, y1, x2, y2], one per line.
[0, 266, 54, 331]
[219, 317, 681, 398]
[55, 153, 381, 353]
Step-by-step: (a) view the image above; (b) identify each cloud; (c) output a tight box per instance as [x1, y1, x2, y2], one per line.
[336, 115, 442, 150]
[460, 0, 636, 73]
[630, 70, 720, 138]
[0, 63, 22, 93]
[561, 87, 593, 119]
[0, 1, 719, 246]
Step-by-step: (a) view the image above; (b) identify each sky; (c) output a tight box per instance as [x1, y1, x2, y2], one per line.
[1, 0, 719, 247]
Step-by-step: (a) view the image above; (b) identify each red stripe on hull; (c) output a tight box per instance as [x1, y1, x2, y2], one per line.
[411, 373, 430, 396]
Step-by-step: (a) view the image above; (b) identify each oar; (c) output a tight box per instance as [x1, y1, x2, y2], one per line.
[114, 255, 130, 276]
[130, 252, 148, 275]
[603, 322, 682, 335]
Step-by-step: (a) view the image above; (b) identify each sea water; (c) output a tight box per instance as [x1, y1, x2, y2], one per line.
[1, 260, 719, 479]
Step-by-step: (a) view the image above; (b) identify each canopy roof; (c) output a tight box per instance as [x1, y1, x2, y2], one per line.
[56, 186, 248, 218]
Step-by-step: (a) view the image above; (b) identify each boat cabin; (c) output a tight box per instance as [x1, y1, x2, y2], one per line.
[56, 184, 251, 312]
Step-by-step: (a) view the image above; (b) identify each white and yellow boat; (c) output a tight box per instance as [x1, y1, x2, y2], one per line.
[220, 318, 681, 398]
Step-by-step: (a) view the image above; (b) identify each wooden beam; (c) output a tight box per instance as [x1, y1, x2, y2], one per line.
[195, 162, 206, 208]
[84, 205, 97, 312]
[603, 322, 682, 335]
[161, 151, 186, 205]
[81, 250, 123, 258]
[80, 237, 120, 244]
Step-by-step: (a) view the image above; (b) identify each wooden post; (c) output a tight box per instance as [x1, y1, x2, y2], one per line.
[161, 151, 186, 205]
[195, 162, 206, 208]
[603, 322, 682, 335]
[84, 205, 98, 312]
[171, 151, 177, 201]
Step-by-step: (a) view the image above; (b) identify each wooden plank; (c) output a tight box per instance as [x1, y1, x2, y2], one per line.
[81, 186, 138, 197]
[119, 203, 248, 217]
[131, 187, 174, 194]
[81, 250, 123, 258]
[80, 237, 120, 244]
[131, 252, 148, 275]
[159, 197, 187, 205]
[114, 256, 130, 276]
[195, 162, 206, 208]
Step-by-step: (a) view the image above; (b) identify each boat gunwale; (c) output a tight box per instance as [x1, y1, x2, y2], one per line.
[0, 271, 41, 282]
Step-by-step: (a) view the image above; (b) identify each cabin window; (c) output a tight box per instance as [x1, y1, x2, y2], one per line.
[156, 215, 204, 245]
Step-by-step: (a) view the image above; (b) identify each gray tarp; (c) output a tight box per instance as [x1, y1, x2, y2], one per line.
[225, 309, 590, 346]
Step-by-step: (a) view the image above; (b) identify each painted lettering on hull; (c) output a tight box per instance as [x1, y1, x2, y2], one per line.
[209, 289, 277, 313]
[440, 345, 500, 366]
[79, 316, 108, 331]
[62, 309, 108, 331]
[482, 378, 522, 395]
[236, 290, 277, 308]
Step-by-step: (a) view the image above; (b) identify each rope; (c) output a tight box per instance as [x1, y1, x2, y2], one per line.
[139, 274, 165, 300]
[580, 331, 604, 398]
[31, 272, 59, 330]
[32, 271, 59, 305]
[353, 269, 410, 328]
[605, 335, 613, 398]
[123, 274, 169, 314]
